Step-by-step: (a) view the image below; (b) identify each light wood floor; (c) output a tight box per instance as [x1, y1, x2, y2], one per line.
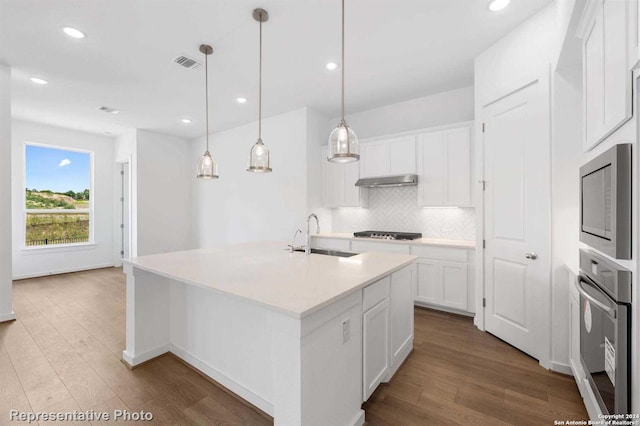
[0, 267, 587, 425]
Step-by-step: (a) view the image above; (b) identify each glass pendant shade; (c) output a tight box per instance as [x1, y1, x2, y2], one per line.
[247, 139, 272, 172]
[328, 120, 359, 163]
[196, 150, 218, 179]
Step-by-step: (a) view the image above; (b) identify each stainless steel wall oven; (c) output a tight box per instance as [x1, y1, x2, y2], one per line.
[578, 249, 632, 414]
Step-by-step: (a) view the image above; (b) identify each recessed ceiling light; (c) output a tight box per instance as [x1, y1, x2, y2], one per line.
[236, 97, 247, 104]
[326, 62, 338, 71]
[30, 77, 48, 85]
[181, 118, 192, 124]
[489, 0, 510, 11]
[62, 26, 86, 39]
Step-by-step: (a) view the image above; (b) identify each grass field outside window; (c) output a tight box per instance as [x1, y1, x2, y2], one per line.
[24, 143, 93, 248]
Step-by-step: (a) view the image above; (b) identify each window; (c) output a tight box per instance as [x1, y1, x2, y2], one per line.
[24, 144, 93, 248]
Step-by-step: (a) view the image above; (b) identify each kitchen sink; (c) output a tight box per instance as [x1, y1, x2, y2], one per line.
[292, 248, 357, 258]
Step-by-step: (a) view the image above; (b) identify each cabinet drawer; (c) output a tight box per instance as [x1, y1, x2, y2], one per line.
[311, 238, 350, 251]
[411, 245, 467, 262]
[363, 276, 391, 312]
[351, 240, 411, 254]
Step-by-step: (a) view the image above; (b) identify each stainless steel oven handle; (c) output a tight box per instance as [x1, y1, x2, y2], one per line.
[576, 277, 616, 319]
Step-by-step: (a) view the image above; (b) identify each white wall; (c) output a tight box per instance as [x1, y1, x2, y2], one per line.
[11, 120, 115, 279]
[333, 86, 474, 139]
[136, 130, 194, 256]
[0, 64, 14, 322]
[192, 108, 310, 247]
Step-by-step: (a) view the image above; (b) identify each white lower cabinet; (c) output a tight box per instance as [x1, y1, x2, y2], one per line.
[415, 256, 473, 314]
[363, 298, 390, 401]
[362, 264, 415, 401]
[312, 237, 476, 315]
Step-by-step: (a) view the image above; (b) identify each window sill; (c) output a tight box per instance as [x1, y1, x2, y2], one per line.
[20, 242, 96, 255]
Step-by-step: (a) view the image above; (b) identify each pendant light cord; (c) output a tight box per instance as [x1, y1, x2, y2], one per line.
[341, 0, 345, 122]
[205, 51, 210, 152]
[258, 18, 263, 141]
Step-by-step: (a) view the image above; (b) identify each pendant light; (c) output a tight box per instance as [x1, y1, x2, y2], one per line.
[328, 0, 359, 163]
[247, 8, 272, 173]
[195, 44, 219, 179]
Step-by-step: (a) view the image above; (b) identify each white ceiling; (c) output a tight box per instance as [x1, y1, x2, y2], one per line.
[0, 0, 552, 139]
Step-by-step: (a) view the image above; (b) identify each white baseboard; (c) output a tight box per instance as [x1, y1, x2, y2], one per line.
[550, 361, 572, 375]
[13, 263, 116, 280]
[0, 311, 16, 323]
[350, 409, 365, 426]
[169, 343, 274, 416]
[414, 301, 475, 317]
[121, 344, 170, 367]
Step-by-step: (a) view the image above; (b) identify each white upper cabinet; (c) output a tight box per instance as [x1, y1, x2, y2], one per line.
[417, 124, 472, 207]
[321, 147, 366, 208]
[359, 136, 416, 178]
[580, 0, 632, 151]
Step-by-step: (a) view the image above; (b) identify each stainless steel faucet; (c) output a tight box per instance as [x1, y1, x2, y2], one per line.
[288, 229, 302, 253]
[306, 214, 320, 255]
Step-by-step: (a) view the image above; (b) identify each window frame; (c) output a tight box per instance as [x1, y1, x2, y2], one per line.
[22, 142, 95, 251]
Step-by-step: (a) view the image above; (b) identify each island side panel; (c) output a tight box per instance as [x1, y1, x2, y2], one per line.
[270, 291, 365, 426]
[169, 281, 274, 415]
[388, 263, 416, 377]
[122, 265, 171, 366]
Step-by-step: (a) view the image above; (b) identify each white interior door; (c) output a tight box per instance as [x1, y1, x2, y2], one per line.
[482, 76, 551, 363]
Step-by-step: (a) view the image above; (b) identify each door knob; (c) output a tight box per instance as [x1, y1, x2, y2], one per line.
[525, 252, 538, 260]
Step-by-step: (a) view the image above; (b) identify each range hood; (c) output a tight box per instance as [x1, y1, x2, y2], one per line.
[355, 174, 418, 188]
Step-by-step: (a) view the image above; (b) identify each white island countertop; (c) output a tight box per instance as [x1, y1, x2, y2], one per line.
[124, 241, 416, 319]
[312, 232, 475, 249]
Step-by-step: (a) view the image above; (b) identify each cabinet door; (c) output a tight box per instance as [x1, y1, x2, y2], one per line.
[445, 128, 471, 206]
[415, 260, 440, 305]
[360, 141, 388, 178]
[584, 10, 605, 149]
[322, 147, 363, 208]
[321, 148, 336, 208]
[342, 160, 362, 207]
[388, 136, 416, 175]
[418, 126, 471, 207]
[363, 298, 390, 401]
[390, 266, 414, 370]
[440, 261, 468, 311]
[583, 0, 632, 150]
[418, 132, 446, 205]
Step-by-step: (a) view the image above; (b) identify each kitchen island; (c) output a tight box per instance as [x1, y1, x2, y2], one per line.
[122, 242, 416, 426]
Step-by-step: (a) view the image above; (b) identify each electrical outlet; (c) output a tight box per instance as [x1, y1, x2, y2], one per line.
[342, 319, 350, 343]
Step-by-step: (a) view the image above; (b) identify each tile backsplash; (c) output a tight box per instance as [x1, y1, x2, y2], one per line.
[331, 186, 475, 240]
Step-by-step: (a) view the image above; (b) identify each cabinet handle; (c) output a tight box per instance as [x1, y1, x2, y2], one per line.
[525, 252, 538, 260]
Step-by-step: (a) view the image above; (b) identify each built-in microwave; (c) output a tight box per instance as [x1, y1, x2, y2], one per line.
[580, 143, 631, 259]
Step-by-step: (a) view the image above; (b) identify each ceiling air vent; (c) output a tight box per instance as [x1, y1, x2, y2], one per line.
[98, 106, 120, 114]
[174, 55, 201, 69]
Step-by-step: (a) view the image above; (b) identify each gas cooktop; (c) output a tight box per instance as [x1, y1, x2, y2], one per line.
[353, 231, 422, 241]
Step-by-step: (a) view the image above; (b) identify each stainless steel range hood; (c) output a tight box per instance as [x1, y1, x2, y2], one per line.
[355, 174, 418, 188]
